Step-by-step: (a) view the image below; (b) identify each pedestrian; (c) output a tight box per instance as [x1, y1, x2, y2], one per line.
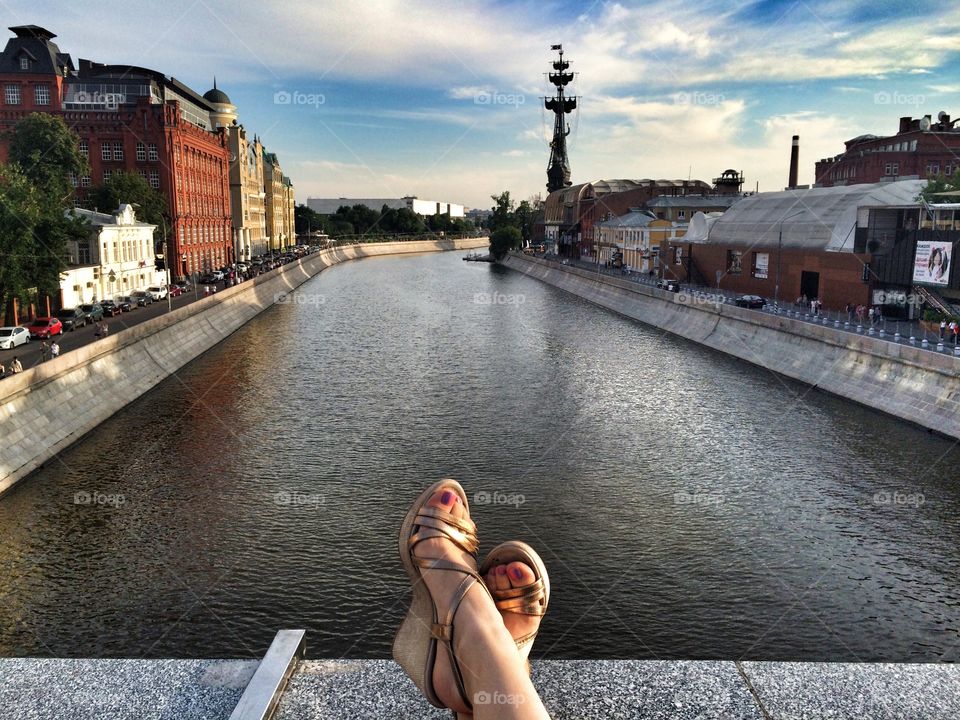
[867, 306, 874, 325]
[10, 357, 22, 374]
[40, 340, 49, 362]
[51, 341, 60, 359]
[941, 319, 947, 340]
[101, 321, 109, 336]
[0, 361, 5, 377]
[846, 303, 852, 322]
[954, 322, 960, 347]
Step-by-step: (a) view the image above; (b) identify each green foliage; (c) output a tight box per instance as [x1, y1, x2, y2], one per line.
[301, 203, 474, 239]
[7, 113, 88, 199]
[89, 172, 168, 240]
[918, 169, 960, 202]
[295, 203, 327, 235]
[489, 226, 521, 261]
[0, 164, 42, 319]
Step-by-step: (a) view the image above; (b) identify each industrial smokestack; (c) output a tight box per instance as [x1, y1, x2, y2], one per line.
[788, 135, 799, 189]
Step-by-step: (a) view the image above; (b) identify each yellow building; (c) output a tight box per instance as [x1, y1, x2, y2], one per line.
[264, 151, 295, 250]
[594, 210, 687, 273]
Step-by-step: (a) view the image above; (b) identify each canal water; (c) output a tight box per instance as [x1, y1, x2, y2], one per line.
[1, 250, 958, 661]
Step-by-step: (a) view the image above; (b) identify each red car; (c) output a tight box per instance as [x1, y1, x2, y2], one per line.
[168, 285, 184, 297]
[28, 317, 63, 339]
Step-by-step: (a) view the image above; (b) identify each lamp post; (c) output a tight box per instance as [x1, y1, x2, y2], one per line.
[775, 209, 804, 311]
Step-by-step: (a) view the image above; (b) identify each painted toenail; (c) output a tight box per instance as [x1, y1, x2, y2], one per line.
[440, 490, 453, 505]
[496, 565, 507, 575]
[511, 567, 523, 580]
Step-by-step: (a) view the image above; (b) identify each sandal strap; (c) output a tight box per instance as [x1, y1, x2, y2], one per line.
[492, 577, 548, 616]
[430, 569, 491, 711]
[409, 507, 479, 555]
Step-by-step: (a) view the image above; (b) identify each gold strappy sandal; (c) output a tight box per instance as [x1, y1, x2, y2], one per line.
[393, 479, 491, 711]
[479, 540, 551, 663]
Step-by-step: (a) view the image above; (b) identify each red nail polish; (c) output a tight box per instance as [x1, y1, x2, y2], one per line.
[511, 567, 523, 580]
[440, 490, 453, 505]
[496, 565, 506, 575]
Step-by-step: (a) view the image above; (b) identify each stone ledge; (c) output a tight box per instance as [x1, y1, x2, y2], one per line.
[2, 657, 957, 719]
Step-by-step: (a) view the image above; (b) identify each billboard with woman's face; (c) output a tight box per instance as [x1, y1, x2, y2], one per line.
[913, 241, 953, 286]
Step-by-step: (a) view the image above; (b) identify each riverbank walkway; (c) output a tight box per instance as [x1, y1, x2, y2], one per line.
[1, 630, 957, 719]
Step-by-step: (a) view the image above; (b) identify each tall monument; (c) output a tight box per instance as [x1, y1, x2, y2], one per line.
[545, 44, 577, 193]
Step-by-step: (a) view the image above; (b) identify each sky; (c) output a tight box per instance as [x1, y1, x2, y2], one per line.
[9, 0, 960, 209]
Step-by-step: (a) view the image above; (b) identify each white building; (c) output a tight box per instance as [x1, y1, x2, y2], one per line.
[306, 196, 465, 218]
[61, 204, 162, 306]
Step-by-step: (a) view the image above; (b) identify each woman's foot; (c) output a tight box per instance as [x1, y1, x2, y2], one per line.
[410, 489, 509, 713]
[483, 561, 543, 654]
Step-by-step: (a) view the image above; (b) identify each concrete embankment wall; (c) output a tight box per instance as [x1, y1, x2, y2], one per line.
[0, 238, 487, 495]
[503, 253, 960, 438]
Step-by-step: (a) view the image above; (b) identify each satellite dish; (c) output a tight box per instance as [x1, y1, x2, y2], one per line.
[919, 117, 931, 131]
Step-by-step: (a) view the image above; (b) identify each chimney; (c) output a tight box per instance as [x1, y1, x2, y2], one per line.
[788, 135, 799, 189]
[899, 116, 912, 134]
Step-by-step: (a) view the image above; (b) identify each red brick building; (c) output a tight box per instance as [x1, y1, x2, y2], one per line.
[815, 113, 960, 187]
[0, 25, 232, 280]
[660, 180, 928, 313]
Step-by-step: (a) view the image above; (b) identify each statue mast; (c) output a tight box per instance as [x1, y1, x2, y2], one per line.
[545, 44, 577, 193]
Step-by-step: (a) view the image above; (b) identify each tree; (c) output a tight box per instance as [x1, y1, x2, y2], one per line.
[6, 113, 89, 304]
[488, 191, 516, 234]
[0, 164, 41, 323]
[89, 172, 168, 239]
[295, 203, 327, 235]
[489, 226, 521, 261]
[918, 169, 960, 203]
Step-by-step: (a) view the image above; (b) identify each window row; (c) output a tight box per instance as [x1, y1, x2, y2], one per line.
[4, 84, 50, 105]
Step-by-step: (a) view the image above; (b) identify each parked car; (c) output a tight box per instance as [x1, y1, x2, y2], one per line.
[199, 273, 218, 285]
[0, 326, 31, 349]
[146, 285, 168, 300]
[656, 279, 681, 293]
[56, 307, 88, 331]
[130, 290, 154, 306]
[734, 294, 766, 309]
[80, 303, 104, 323]
[174, 281, 191, 293]
[114, 297, 135, 312]
[210, 270, 225, 281]
[168, 285, 184, 297]
[28, 317, 63, 339]
[99, 300, 123, 317]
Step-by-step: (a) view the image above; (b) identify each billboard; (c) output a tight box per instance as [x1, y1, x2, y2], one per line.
[913, 240, 952, 286]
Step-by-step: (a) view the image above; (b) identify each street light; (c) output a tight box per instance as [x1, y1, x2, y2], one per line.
[775, 209, 804, 310]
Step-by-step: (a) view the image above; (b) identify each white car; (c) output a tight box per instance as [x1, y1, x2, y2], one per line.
[146, 285, 168, 300]
[0, 326, 31, 350]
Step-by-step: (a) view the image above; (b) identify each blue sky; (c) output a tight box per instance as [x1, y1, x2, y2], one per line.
[9, 0, 960, 209]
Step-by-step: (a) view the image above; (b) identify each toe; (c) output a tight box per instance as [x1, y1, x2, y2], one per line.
[507, 561, 536, 588]
[425, 487, 462, 516]
[493, 563, 511, 591]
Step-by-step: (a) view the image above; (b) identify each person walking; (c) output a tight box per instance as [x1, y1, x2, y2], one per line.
[50, 341, 60, 359]
[40, 341, 50, 362]
[0, 361, 5, 378]
[954, 321, 960, 347]
[10, 357, 22, 374]
[846, 303, 853, 322]
[941, 319, 948, 341]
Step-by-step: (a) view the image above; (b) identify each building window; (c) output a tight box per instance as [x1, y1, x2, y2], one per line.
[19, 56, 28, 70]
[103, 170, 112, 183]
[136, 142, 146, 161]
[148, 143, 159, 161]
[113, 142, 124, 161]
[678, 210, 686, 219]
[67, 172, 78, 187]
[137, 169, 147, 179]
[5, 85, 21, 105]
[80, 175, 91, 187]
[149, 170, 160, 189]
[727, 249, 742, 274]
[34, 84, 50, 105]
[101, 143, 111, 161]
[891, 163, 899, 176]
[927, 163, 941, 176]
[79, 140, 88, 158]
